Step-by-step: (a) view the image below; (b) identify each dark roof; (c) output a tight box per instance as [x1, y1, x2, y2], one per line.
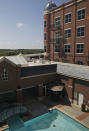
[20, 64, 57, 77]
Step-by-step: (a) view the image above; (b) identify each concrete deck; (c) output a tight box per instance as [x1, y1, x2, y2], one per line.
[0, 97, 89, 130]
[55, 104, 89, 129]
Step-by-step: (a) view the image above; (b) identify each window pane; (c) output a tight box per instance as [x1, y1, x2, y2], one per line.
[76, 44, 84, 53]
[77, 27, 85, 37]
[65, 13, 71, 23]
[77, 9, 85, 20]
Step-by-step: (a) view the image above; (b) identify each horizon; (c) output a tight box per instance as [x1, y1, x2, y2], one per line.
[0, 0, 68, 49]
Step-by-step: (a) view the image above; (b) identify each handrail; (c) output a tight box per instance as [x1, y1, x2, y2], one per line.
[50, 24, 61, 30]
[0, 106, 28, 123]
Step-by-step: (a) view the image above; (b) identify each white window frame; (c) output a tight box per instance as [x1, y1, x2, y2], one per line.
[64, 44, 71, 54]
[77, 26, 85, 37]
[76, 43, 84, 54]
[65, 12, 72, 24]
[1, 68, 8, 81]
[55, 16, 60, 27]
[77, 8, 86, 21]
[64, 28, 71, 39]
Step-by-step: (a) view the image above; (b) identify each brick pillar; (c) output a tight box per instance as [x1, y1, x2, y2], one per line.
[17, 89, 23, 104]
[38, 84, 43, 101]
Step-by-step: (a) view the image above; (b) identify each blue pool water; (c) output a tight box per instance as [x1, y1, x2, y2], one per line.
[5, 110, 89, 131]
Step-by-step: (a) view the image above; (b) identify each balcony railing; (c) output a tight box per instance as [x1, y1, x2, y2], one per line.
[50, 24, 61, 31]
[50, 38, 62, 44]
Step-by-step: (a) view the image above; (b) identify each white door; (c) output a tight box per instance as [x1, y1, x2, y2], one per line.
[78, 93, 84, 106]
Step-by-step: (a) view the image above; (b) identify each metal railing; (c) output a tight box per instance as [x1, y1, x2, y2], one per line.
[50, 24, 61, 30]
[0, 105, 28, 123]
[50, 38, 62, 44]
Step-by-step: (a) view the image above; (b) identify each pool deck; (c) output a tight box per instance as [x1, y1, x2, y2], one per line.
[0, 97, 89, 130]
[53, 104, 89, 129]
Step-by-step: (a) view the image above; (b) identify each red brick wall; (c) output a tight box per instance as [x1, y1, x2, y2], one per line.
[0, 60, 20, 92]
[75, 80, 89, 106]
[59, 75, 89, 106]
[44, 0, 89, 65]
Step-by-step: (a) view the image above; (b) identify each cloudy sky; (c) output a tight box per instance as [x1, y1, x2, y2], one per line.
[0, 0, 68, 49]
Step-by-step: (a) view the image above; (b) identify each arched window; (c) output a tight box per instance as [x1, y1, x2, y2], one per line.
[1, 69, 8, 81]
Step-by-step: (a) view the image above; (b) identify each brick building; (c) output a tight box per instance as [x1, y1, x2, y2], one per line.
[44, 0, 89, 65]
[0, 54, 89, 123]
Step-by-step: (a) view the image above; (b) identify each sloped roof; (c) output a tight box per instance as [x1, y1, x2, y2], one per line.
[0, 55, 28, 66]
[57, 62, 89, 81]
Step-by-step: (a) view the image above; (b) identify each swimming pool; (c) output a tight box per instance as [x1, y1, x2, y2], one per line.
[5, 109, 89, 131]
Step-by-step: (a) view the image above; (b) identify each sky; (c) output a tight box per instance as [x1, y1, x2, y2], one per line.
[0, 0, 68, 49]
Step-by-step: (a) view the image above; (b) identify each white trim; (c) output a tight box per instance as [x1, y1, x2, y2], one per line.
[76, 53, 84, 54]
[64, 28, 71, 30]
[64, 3, 74, 8]
[64, 29, 71, 39]
[77, 36, 85, 38]
[77, 19, 85, 22]
[76, 43, 84, 54]
[64, 43, 71, 45]
[54, 8, 62, 12]
[55, 16, 60, 19]
[77, 25, 85, 28]
[77, 0, 83, 3]
[77, 7, 86, 12]
[76, 43, 84, 44]
[77, 26, 85, 38]
[64, 12, 72, 16]
[77, 8, 86, 21]
[65, 22, 71, 25]
[65, 13, 72, 24]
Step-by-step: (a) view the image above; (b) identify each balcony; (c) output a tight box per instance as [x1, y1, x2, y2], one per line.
[50, 38, 62, 44]
[50, 24, 61, 31]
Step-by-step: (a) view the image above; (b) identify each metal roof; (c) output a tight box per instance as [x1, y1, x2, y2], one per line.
[0, 55, 28, 66]
[6, 55, 28, 66]
[57, 62, 89, 81]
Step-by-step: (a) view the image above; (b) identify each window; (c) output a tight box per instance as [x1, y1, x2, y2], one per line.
[1, 69, 8, 81]
[77, 27, 85, 37]
[44, 21, 46, 27]
[44, 33, 46, 40]
[55, 45, 60, 52]
[55, 17, 60, 27]
[76, 44, 84, 53]
[65, 13, 71, 23]
[44, 46, 46, 52]
[77, 9, 85, 20]
[65, 44, 70, 53]
[55, 32, 60, 43]
[65, 29, 71, 38]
